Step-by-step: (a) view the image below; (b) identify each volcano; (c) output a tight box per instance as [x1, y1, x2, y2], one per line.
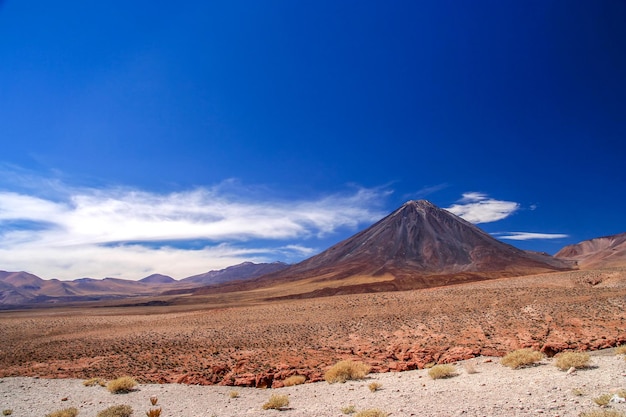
[198, 200, 573, 297]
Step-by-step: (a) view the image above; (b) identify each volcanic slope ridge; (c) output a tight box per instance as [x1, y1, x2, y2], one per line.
[555, 231, 626, 269]
[196, 200, 573, 298]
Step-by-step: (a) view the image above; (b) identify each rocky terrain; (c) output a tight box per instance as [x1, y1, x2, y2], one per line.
[2, 350, 626, 417]
[1, 267, 625, 388]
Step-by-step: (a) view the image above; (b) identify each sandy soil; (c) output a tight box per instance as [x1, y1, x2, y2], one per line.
[2, 351, 626, 417]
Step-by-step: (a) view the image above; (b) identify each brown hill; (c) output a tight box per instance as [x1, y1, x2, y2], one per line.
[195, 200, 573, 299]
[555, 232, 626, 268]
[182, 261, 288, 285]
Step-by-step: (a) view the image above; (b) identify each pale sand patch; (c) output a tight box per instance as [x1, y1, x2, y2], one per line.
[2, 352, 626, 417]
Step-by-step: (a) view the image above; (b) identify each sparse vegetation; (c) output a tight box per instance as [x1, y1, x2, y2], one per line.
[368, 382, 382, 392]
[593, 394, 613, 407]
[500, 349, 543, 369]
[463, 360, 477, 374]
[283, 375, 306, 386]
[262, 394, 289, 410]
[229, 390, 240, 398]
[149, 396, 158, 405]
[2, 410, 12, 416]
[46, 408, 79, 417]
[107, 376, 138, 394]
[83, 377, 107, 387]
[341, 405, 356, 414]
[580, 410, 626, 417]
[428, 364, 457, 379]
[554, 352, 591, 371]
[145, 408, 162, 417]
[324, 360, 371, 383]
[354, 409, 389, 417]
[615, 345, 626, 355]
[96, 405, 133, 417]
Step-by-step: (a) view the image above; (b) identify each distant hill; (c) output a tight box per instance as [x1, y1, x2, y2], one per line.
[0, 262, 290, 307]
[555, 232, 626, 268]
[139, 274, 177, 284]
[181, 261, 289, 285]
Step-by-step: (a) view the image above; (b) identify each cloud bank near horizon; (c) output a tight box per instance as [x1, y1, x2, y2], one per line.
[0, 171, 570, 281]
[0, 181, 389, 280]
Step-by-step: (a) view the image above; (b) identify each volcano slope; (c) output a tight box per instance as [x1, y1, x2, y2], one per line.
[1, 267, 625, 387]
[193, 200, 573, 299]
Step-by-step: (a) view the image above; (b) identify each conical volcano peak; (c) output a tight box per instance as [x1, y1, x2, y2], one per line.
[402, 199, 435, 208]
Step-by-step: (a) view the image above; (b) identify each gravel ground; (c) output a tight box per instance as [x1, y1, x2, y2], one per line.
[2, 352, 626, 417]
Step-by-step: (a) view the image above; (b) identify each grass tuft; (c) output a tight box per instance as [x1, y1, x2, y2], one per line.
[341, 405, 356, 414]
[368, 382, 382, 392]
[325, 360, 371, 383]
[229, 390, 240, 398]
[593, 394, 613, 407]
[615, 345, 626, 355]
[106, 376, 138, 394]
[354, 409, 389, 417]
[580, 410, 626, 417]
[428, 364, 457, 379]
[2, 411, 12, 416]
[45, 408, 79, 417]
[262, 394, 289, 410]
[96, 405, 133, 417]
[83, 378, 106, 387]
[500, 349, 543, 369]
[554, 352, 591, 371]
[283, 375, 306, 386]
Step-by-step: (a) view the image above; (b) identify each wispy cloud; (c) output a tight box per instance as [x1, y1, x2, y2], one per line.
[0, 178, 389, 280]
[493, 232, 569, 241]
[445, 192, 520, 224]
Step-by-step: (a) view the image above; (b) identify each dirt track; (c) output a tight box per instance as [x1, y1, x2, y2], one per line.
[1, 268, 625, 387]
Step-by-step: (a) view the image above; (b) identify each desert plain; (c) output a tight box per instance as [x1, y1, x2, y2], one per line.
[1, 267, 625, 391]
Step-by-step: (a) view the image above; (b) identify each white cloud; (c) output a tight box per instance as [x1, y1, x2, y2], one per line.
[0, 180, 389, 280]
[445, 192, 519, 224]
[493, 232, 569, 241]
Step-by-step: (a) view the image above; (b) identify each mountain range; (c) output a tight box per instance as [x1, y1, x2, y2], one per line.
[1, 200, 624, 307]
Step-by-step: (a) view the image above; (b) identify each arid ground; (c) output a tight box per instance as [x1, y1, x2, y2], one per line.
[1, 268, 625, 388]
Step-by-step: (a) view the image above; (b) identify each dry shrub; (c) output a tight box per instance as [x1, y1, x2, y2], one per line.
[96, 405, 133, 417]
[283, 375, 306, 386]
[107, 376, 138, 394]
[368, 382, 382, 392]
[262, 394, 289, 410]
[83, 378, 106, 387]
[593, 394, 613, 406]
[145, 408, 162, 417]
[354, 409, 389, 417]
[615, 345, 626, 355]
[580, 410, 626, 417]
[2, 411, 12, 416]
[500, 349, 543, 369]
[341, 405, 356, 414]
[554, 352, 591, 371]
[229, 390, 240, 398]
[428, 364, 457, 379]
[325, 360, 371, 383]
[149, 396, 158, 406]
[46, 408, 79, 417]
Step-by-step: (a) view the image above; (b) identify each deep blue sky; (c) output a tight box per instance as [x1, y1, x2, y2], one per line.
[1, 1, 625, 279]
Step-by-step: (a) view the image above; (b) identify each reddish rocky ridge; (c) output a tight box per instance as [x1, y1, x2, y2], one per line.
[1, 267, 624, 388]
